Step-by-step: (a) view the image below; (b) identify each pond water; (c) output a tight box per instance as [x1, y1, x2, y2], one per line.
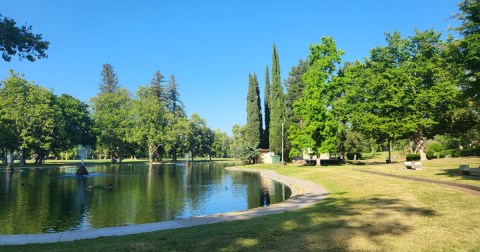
[0, 162, 291, 234]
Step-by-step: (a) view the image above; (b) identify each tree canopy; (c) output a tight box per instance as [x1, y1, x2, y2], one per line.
[0, 14, 49, 62]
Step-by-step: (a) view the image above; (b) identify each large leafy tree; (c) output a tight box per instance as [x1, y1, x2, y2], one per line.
[212, 129, 231, 158]
[130, 84, 168, 163]
[289, 37, 344, 160]
[91, 65, 130, 163]
[91, 89, 131, 163]
[453, 0, 480, 108]
[245, 73, 263, 148]
[0, 14, 49, 62]
[0, 71, 59, 166]
[53, 94, 95, 157]
[230, 124, 258, 164]
[340, 30, 461, 161]
[185, 113, 212, 160]
[269, 44, 285, 156]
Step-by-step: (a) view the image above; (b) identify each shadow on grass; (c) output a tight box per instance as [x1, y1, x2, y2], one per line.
[167, 194, 438, 251]
[436, 168, 480, 181]
[13, 193, 440, 252]
[0, 192, 439, 252]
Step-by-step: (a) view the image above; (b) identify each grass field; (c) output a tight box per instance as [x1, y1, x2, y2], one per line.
[2, 156, 480, 251]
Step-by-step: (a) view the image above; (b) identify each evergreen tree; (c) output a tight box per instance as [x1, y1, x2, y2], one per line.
[246, 73, 263, 148]
[269, 44, 285, 156]
[149, 70, 166, 100]
[263, 65, 270, 149]
[166, 75, 185, 117]
[164, 74, 186, 161]
[284, 59, 309, 159]
[99, 63, 120, 93]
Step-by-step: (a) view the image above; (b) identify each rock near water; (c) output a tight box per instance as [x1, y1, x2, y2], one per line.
[76, 165, 89, 176]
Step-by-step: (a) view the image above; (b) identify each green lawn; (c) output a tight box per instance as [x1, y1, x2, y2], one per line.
[2, 157, 480, 251]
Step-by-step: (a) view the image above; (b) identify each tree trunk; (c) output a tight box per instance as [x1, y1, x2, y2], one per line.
[172, 145, 177, 162]
[415, 130, 427, 161]
[19, 147, 25, 166]
[387, 138, 392, 163]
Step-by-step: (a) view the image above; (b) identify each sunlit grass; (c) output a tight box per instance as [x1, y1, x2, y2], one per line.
[356, 156, 480, 186]
[2, 157, 480, 251]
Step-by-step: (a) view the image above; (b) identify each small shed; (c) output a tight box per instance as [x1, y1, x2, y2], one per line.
[257, 149, 276, 164]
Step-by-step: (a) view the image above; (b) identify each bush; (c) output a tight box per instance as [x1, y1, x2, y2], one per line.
[444, 149, 461, 157]
[426, 150, 436, 160]
[406, 153, 421, 161]
[460, 148, 480, 157]
[346, 152, 362, 160]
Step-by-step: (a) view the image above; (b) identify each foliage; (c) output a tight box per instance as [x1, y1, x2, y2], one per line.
[406, 153, 421, 161]
[452, 0, 480, 109]
[99, 63, 120, 94]
[129, 83, 168, 163]
[0, 71, 60, 164]
[0, 14, 49, 62]
[338, 30, 462, 161]
[53, 94, 95, 155]
[263, 65, 270, 149]
[269, 44, 285, 155]
[166, 75, 185, 117]
[185, 113, 214, 160]
[90, 89, 131, 162]
[245, 73, 263, 148]
[231, 144, 259, 164]
[212, 129, 231, 158]
[284, 59, 309, 160]
[289, 37, 344, 157]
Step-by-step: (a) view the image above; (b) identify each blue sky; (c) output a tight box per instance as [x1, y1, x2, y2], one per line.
[1, 1, 460, 134]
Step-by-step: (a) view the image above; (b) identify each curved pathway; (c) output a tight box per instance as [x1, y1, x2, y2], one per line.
[0, 168, 328, 245]
[354, 168, 480, 196]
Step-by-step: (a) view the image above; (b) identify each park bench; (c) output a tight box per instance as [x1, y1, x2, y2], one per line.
[404, 161, 423, 170]
[459, 165, 480, 176]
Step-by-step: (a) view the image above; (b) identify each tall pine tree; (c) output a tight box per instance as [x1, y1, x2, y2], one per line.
[149, 70, 165, 100]
[246, 73, 263, 148]
[269, 44, 284, 156]
[263, 65, 270, 149]
[99, 63, 119, 93]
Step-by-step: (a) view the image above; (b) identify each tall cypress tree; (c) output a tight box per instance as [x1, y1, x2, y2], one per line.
[269, 44, 284, 156]
[246, 73, 263, 148]
[263, 65, 270, 149]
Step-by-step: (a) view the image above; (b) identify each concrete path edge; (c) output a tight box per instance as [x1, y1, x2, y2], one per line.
[0, 167, 328, 245]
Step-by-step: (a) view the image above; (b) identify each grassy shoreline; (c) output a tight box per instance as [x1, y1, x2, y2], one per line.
[2, 157, 480, 251]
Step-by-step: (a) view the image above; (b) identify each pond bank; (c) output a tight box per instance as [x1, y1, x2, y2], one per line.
[0, 168, 328, 245]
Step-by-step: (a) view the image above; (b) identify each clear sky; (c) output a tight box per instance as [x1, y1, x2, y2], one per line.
[0, 0, 460, 135]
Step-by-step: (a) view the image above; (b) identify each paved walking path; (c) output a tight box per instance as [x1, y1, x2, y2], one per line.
[0, 168, 328, 245]
[354, 168, 480, 196]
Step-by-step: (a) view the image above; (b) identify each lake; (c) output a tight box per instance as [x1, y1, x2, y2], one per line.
[0, 162, 291, 234]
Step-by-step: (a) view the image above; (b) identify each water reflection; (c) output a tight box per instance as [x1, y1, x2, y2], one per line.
[0, 163, 291, 234]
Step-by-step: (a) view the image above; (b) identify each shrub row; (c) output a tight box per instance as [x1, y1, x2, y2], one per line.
[406, 153, 421, 161]
[422, 148, 480, 160]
